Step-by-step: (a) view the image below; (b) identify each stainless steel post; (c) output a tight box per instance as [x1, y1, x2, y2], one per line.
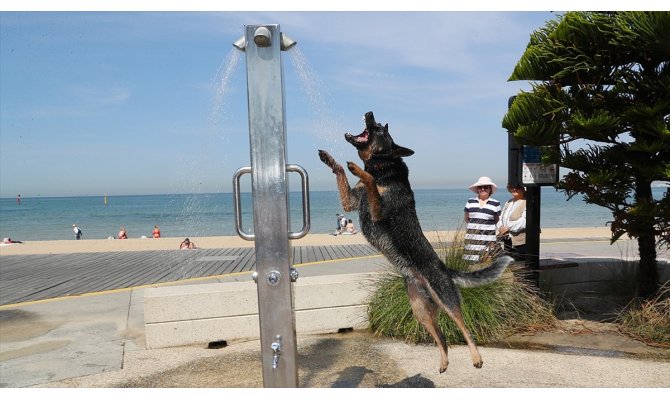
[239, 24, 298, 388]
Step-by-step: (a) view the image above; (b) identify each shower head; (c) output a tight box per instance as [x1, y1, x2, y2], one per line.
[280, 33, 297, 51]
[253, 26, 272, 47]
[232, 28, 297, 52]
[233, 36, 246, 51]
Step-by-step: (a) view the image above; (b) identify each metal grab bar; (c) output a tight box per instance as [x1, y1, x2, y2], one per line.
[232, 164, 310, 241]
[232, 166, 254, 241]
[287, 164, 310, 239]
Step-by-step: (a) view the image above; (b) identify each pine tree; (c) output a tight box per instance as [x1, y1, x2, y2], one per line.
[503, 11, 670, 298]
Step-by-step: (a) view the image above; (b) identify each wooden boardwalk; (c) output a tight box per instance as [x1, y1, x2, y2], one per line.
[0, 244, 380, 306]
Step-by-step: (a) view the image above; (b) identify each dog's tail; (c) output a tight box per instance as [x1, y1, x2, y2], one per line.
[450, 255, 513, 288]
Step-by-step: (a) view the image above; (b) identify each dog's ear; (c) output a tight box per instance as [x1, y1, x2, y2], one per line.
[384, 123, 389, 133]
[393, 144, 414, 157]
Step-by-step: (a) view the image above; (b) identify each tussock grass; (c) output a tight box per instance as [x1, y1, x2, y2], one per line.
[616, 282, 670, 348]
[367, 231, 556, 345]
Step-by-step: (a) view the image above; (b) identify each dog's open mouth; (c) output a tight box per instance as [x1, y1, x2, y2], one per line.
[345, 129, 369, 148]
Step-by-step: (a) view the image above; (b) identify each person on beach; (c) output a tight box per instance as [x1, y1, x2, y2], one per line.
[73, 224, 83, 240]
[2, 237, 22, 245]
[345, 219, 358, 235]
[152, 225, 161, 239]
[339, 214, 347, 234]
[335, 213, 344, 235]
[463, 176, 501, 263]
[118, 227, 128, 240]
[497, 184, 528, 263]
[179, 238, 196, 249]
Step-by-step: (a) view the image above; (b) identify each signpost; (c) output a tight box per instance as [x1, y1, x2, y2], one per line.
[507, 97, 558, 275]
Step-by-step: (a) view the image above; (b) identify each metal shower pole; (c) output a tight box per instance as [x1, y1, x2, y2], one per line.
[232, 24, 309, 388]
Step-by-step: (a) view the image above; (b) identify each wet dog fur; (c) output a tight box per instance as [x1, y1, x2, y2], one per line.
[318, 111, 512, 373]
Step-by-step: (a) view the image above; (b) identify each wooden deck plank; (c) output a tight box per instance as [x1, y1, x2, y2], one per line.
[111, 251, 190, 290]
[318, 245, 329, 262]
[327, 245, 345, 260]
[300, 247, 309, 265]
[229, 248, 254, 273]
[321, 245, 338, 262]
[200, 248, 243, 276]
[6, 253, 112, 301]
[108, 251, 169, 288]
[47, 252, 149, 296]
[339, 244, 357, 259]
[189, 249, 226, 278]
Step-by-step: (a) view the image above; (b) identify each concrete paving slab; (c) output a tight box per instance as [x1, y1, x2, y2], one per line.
[0, 291, 132, 387]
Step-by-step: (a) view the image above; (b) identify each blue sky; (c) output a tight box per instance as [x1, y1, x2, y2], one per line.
[0, 6, 657, 197]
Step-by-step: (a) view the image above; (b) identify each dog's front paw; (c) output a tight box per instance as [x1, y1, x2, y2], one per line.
[347, 161, 365, 177]
[318, 150, 343, 173]
[318, 149, 331, 163]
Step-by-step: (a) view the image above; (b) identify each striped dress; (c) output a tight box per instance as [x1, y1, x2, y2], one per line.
[463, 197, 501, 263]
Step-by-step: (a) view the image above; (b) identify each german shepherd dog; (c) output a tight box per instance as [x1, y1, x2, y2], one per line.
[318, 111, 512, 373]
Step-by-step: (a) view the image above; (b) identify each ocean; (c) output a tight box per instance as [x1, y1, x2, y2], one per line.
[1, 188, 666, 242]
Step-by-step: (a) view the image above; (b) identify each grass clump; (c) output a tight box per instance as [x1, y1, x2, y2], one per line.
[616, 282, 670, 348]
[367, 231, 556, 345]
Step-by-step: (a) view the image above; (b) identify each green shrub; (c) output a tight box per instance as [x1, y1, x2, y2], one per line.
[367, 232, 556, 345]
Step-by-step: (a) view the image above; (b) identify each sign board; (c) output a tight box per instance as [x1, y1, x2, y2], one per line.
[521, 146, 558, 186]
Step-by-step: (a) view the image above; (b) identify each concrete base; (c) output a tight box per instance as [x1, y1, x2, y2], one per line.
[145, 258, 670, 348]
[144, 273, 378, 349]
[539, 258, 670, 318]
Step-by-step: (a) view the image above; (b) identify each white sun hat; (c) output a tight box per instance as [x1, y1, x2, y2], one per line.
[468, 176, 498, 194]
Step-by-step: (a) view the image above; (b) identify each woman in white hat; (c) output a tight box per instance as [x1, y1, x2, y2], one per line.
[463, 176, 501, 263]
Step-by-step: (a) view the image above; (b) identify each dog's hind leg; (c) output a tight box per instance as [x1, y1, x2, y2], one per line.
[423, 277, 484, 369]
[440, 302, 483, 369]
[406, 277, 450, 373]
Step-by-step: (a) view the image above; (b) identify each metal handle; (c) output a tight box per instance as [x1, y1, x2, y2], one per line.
[232, 164, 310, 241]
[233, 166, 254, 241]
[287, 164, 310, 240]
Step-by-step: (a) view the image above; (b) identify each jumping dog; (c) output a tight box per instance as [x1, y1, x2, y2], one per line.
[318, 111, 512, 373]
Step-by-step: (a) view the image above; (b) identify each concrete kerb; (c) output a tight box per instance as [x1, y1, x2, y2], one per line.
[143, 251, 670, 350]
[143, 272, 378, 349]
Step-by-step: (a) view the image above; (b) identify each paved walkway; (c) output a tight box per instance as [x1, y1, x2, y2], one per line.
[1, 238, 669, 388]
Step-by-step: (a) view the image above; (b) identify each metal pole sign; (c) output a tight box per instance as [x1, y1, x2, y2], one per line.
[506, 95, 547, 275]
[521, 145, 558, 186]
[232, 24, 309, 388]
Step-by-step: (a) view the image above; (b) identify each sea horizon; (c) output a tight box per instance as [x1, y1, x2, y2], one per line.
[1, 187, 666, 242]
[4, 181, 668, 201]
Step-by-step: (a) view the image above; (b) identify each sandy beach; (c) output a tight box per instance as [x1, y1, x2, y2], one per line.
[0, 226, 614, 256]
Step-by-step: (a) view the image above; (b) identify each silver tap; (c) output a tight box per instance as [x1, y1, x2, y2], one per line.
[271, 335, 282, 369]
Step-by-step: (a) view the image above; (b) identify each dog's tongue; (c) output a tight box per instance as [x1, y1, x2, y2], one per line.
[356, 131, 369, 142]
